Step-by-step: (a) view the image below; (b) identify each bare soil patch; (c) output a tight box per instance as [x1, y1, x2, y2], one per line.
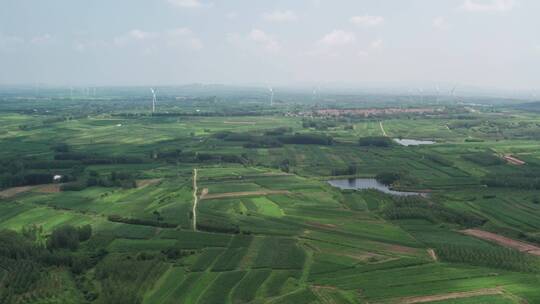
[386, 244, 418, 254]
[461, 229, 540, 256]
[504, 155, 526, 165]
[427, 248, 437, 261]
[36, 184, 61, 193]
[200, 190, 290, 200]
[0, 183, 62, 199]
[394, 288, 503, 304]
[307, 222, 337, 230]
[199, 188, 209, 198]
[136, 178, 162, 188]
[0, 186, 35, 199]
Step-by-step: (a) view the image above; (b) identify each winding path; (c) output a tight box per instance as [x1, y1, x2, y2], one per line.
[192, 168, 198, 231]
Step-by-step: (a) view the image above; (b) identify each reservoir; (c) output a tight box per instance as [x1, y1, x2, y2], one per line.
[327, 178, 422, 196]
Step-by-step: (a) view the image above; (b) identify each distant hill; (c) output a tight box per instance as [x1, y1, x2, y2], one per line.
[513, 101, 540, 112]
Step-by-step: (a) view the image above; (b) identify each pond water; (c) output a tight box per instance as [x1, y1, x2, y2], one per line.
[394, 139, 435, 146]
[327, 178, 422, 196]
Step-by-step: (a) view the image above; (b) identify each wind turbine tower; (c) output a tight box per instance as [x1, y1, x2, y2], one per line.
[151, 88, 157, 113]
[450, 86, 457, 103]
[268, 87, 274, 106]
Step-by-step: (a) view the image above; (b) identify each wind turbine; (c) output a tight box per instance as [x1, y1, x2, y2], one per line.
[150, 88, 157, 113]
[312, 85, 321, 102]
[418, 87, 424, 103]
[268, 87, 274, 106]
[450, 85, 457, 103]
[435, 84, 441, 105]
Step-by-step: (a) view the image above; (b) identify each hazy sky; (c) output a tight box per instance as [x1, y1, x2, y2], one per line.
[1, 0, 539, 89]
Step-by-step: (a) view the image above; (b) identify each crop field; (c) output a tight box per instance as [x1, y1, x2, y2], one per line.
[1, 94, 540, 304]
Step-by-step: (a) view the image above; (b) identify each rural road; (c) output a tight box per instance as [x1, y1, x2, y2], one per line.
[192, 168, 198, 231]
[380, 121, 388, 137]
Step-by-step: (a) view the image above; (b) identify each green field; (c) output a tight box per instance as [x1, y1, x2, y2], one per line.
[2, 93, 540, 303]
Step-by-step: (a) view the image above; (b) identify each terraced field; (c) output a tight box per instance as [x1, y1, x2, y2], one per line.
[2, 98, 540, 303]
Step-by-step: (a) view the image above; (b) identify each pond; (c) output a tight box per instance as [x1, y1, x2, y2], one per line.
[394, 139, 435, 146]
[327, 178, 423, 196]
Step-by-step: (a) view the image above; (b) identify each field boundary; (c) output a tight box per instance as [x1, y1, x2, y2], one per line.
[389, 287, 503, 304]
[461, 229, 540, 256]
[200, 190, 290, 200]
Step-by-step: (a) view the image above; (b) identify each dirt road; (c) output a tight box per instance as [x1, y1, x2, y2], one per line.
[380, 121, 388, 137]
[395, 288, 503, 304]
[461, 229, 540, 256]
[192, 169, 198, 231]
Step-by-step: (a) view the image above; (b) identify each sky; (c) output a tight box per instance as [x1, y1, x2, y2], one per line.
[1, 0, 539, 90]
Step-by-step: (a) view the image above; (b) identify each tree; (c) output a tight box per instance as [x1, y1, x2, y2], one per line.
[77, 225, 92, 242]
[47, 225, 80, 251]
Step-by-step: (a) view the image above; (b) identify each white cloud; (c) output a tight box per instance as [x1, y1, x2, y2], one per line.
[319, 30, 356, 46]
[0, 33, 24, 51]
[433, 17, 450, 30]
[114, 28, 202, 50]
[357, 50, 369, 57]
[350, 15, 384, 27]
[114, 29, 157, 46]
[30, 34, 52, 45]
[460, 0, 517, 12]
[263, 10, 298, 22]
[167, 28, 203, 50]
[73, 39, 109, 52]
[226, 11, 238, 20]
[167, 0, 198, 7]
[167, 0, 213, 8]
[370, 39, 383, 49]
[249, 29, 281, 52]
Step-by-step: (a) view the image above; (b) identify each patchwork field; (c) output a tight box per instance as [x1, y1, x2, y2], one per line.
[2, 97, 540, 303]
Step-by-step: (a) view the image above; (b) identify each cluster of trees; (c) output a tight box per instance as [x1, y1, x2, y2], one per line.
[331, 165, 358, 176]
[0, 172, 55, 189]
[62, 170, 136, 191]
[484, 170, 540, 190]
[302, 119, 337, 130]
[375, 172, 401, 186]
[0, 225, 100, 303]
[435, 244, 540, 273]
[358, 136, 394, 147]
[279, 134, 334, 145]
[264, 127, 292, 136]
[107, 214, 178, 228]
[382, 197, 486, 227]
[196, 153, 248, 164]
[153, 146, 249, 165]
[462, 152, 504, 166]
[447, 120, 483, 129]
[94, 254, 167, 304]
[425, 154, 454, 167]
[196, 219, 241, 234]
[244, 139, 283, 149]
[55, 152, 146, 165]
[0, 157, 72, 189]
[215, 131, 334, 146]
[47, 225, 92, 251]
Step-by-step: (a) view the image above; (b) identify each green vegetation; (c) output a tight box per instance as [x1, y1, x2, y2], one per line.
[1, 90, 540, 303]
